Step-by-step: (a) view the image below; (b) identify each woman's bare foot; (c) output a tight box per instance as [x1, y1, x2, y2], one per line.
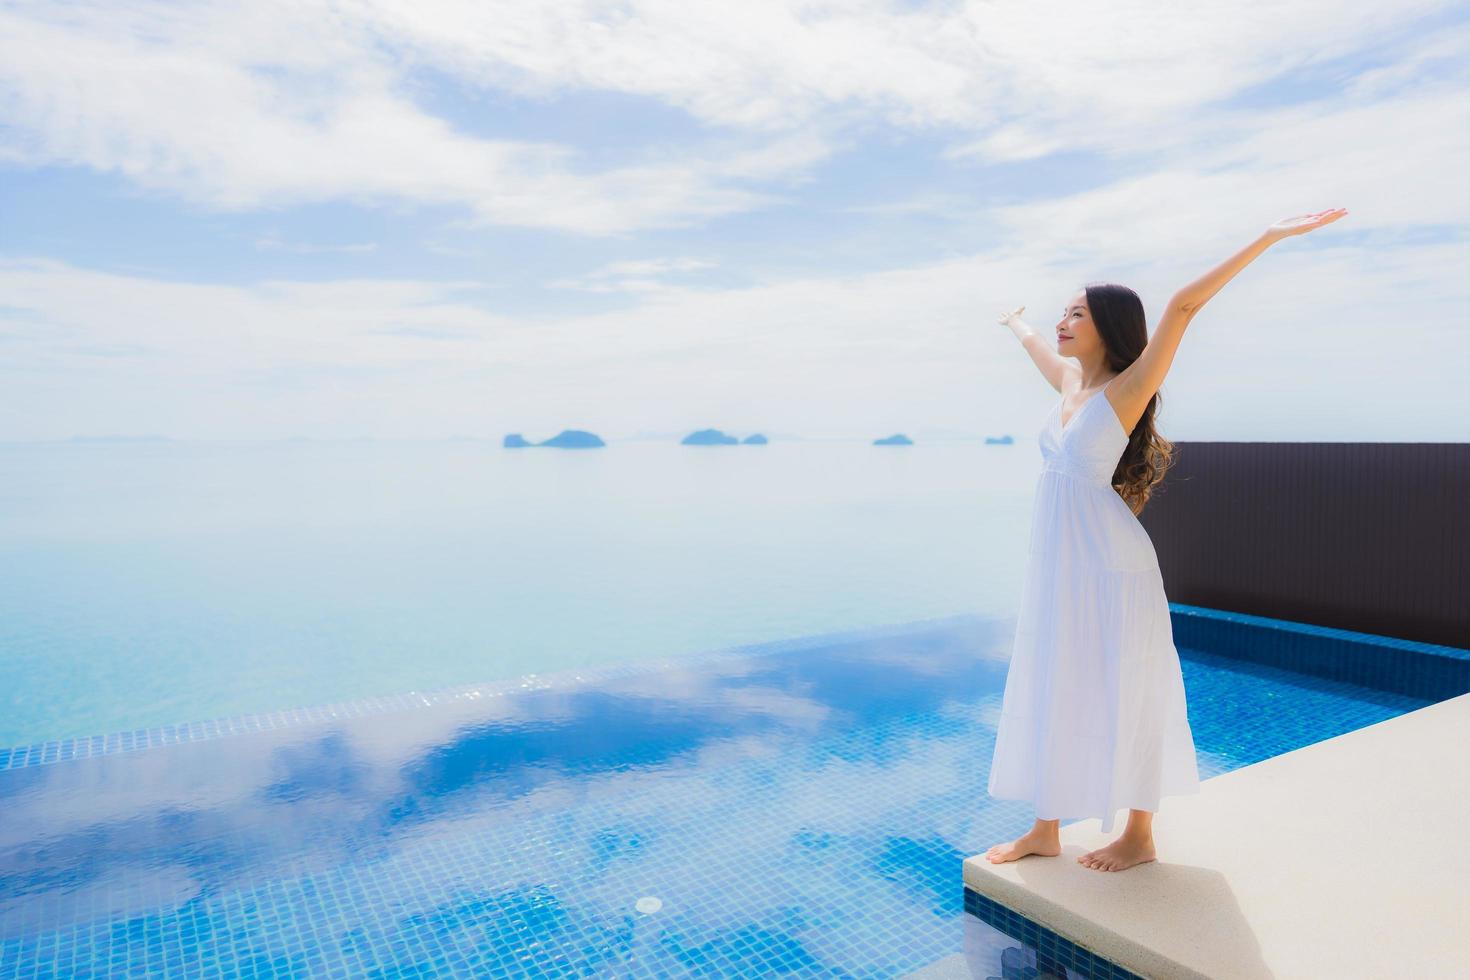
[984, 826, 1061, 863]
[1077, 834, 1156, 871]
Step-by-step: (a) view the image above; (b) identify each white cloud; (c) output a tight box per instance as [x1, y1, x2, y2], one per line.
[3, 198, 1467, 443]
[982, 82, 1470, 272]
[254, 236, 379, 254]
[546, 256, 719, 293]
[357, 0, 1453, 140]
[0, 1, 1459, 231]
[0, 2, 1466, 441]
[597, 258, 718, 277]
[0, 1, 831, 234]
[1343, 19, 1470, 99]
[840, 192, 984, 218]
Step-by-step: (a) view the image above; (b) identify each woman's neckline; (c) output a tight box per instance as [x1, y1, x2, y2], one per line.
[1058, 376, 1118, 432]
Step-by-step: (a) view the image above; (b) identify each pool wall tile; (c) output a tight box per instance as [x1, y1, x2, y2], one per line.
[963, 887, 1147, 980]
[1168, 602, 1470, 701]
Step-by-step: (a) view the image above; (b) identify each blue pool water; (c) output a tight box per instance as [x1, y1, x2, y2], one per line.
[0, 614, 1432, 978]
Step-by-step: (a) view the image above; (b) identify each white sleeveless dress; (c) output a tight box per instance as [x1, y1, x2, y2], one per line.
[987, 379, 1201, 833]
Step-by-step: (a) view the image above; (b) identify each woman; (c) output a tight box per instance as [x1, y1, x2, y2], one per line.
[984, 209, 1348, 872]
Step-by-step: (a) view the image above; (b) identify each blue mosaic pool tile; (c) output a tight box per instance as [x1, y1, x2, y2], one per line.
[0, 612, 985, 772]
[6, 607, 1453, 776]
[1168, 603, 1469, 701]
[964, 888, 1146, 980]
[0, 609, 1451, 977]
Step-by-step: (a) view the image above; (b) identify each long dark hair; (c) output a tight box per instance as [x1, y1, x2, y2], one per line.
[1083, 281, 1178, 516]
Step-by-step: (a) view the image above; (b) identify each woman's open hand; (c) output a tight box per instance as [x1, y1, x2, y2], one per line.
[1267, 208, 1348, 240]
[998, 305, 1026, 327]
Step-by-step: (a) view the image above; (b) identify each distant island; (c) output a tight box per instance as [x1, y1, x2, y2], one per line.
[682, 429, 768, 445]
[493, 429, 1021, 447]
[503, 430, 606, 449]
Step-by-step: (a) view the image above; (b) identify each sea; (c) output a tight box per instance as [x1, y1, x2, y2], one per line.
[0, 436, 1038, 747]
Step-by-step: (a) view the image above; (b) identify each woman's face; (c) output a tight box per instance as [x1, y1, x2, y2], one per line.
[1055, 291, 1098, 357]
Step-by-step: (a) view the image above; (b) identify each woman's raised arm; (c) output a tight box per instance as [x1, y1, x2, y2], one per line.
[999, 305, 1072, 393]
[1118, 209, 1349, 410]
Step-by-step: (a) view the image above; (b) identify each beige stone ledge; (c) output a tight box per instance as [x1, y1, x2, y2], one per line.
[958, 692, 1470, 979]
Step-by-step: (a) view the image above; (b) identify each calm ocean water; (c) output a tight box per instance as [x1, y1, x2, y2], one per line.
[0, 438, 1039, 747]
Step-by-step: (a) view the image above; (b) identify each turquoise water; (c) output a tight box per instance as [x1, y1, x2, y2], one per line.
[0, 439, 1037, 746]
[0, 617, 1431, 977]
[1, 440, 1440, 977]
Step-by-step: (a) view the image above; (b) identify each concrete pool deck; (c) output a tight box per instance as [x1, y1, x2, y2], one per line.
[958, 690, 1470, 979]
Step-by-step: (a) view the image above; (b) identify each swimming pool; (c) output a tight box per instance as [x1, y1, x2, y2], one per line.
[0, 612, 1435, 977]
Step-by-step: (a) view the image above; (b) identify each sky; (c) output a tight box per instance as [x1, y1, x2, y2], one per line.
[1, 0, 1467, 442]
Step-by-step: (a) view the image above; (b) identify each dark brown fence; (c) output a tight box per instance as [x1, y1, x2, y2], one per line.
[1139, 441, 1470, 649]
